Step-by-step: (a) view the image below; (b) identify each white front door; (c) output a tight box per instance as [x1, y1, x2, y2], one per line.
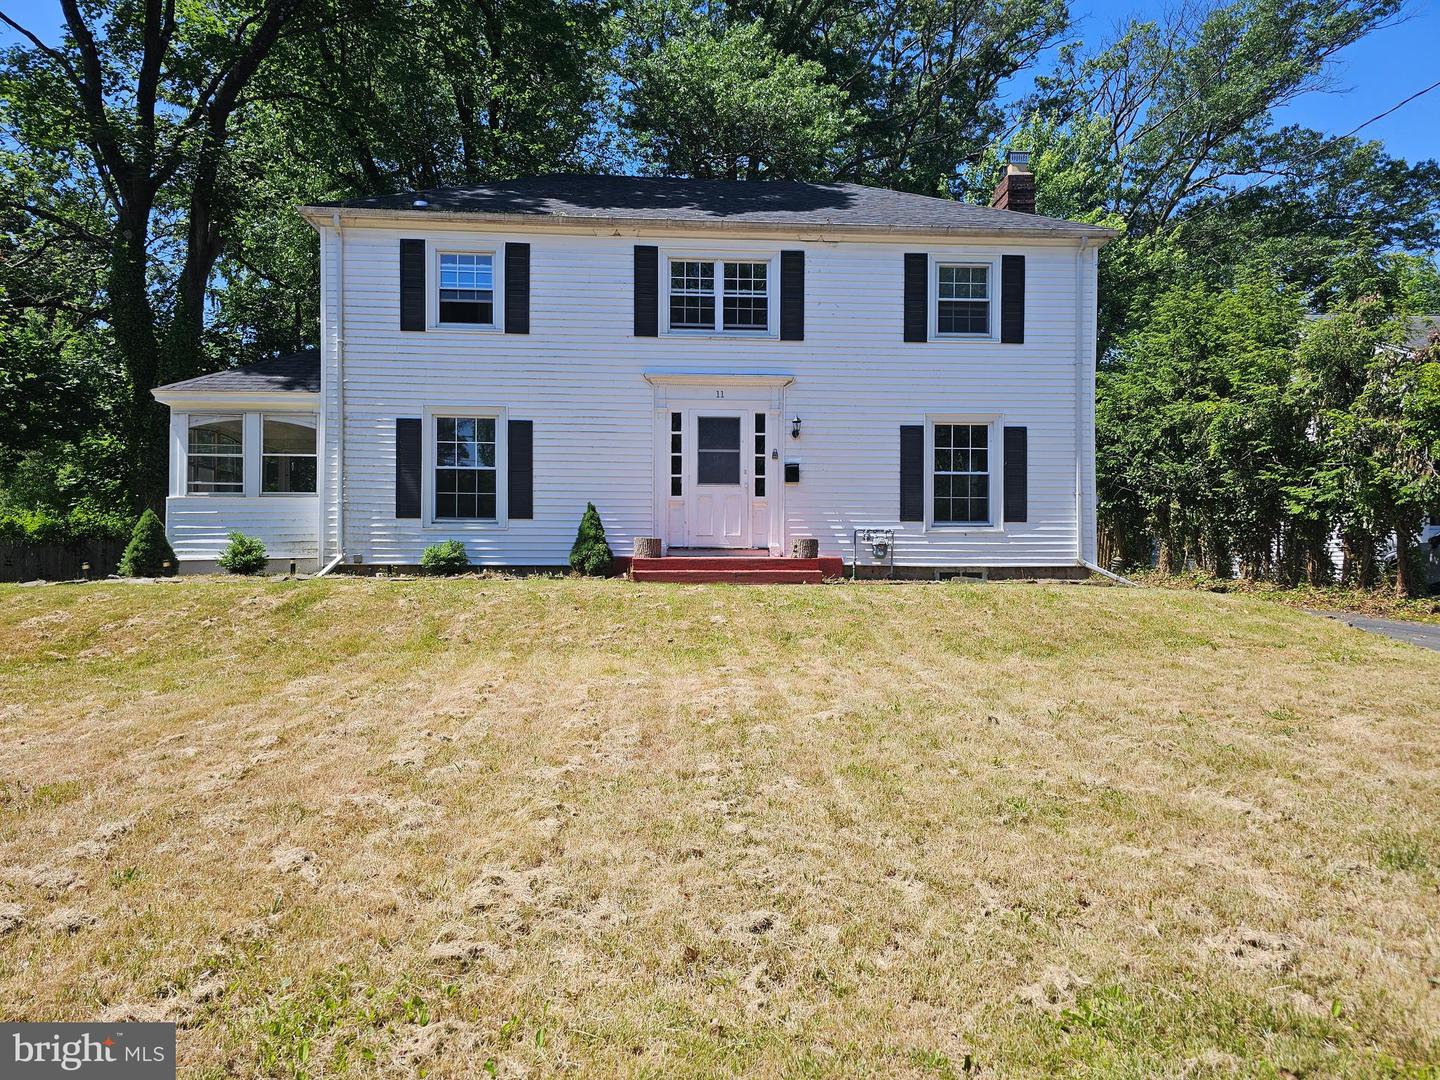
[687, 411, 751, 548]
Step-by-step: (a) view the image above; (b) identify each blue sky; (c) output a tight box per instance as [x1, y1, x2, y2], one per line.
[1035, 0, 1439, 163]
[3, 0, 1436, 164]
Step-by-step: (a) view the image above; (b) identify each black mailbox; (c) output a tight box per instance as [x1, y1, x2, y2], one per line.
[784, 463, 800, 483]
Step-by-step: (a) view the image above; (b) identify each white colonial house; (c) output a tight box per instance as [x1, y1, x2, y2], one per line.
[152, 162, 1116, 578]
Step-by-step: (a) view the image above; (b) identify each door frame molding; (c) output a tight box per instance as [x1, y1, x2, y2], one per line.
[644, 371, 793, 555]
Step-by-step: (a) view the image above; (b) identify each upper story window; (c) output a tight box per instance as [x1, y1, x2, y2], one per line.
[668, 258, 770, 333]
[187, 415, 244, 494]
[933, 422, 991, 525]
[936, 264, 990, 337]
[439, 252, 494, 326]
[262, 415, 317, 494]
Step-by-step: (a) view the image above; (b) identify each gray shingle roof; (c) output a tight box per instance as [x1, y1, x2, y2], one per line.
[307, 174, 1115, 238]
[1403, 316, 1439, 351]
[155, 350, 320, 394]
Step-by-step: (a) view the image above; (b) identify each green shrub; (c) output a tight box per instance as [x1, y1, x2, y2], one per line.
[0, 506, 134, 546]
[218, 531, 268, 575]
[569, 502, 613, 576]
[420, 539, 470, 574]
[118, 509, 177, 577]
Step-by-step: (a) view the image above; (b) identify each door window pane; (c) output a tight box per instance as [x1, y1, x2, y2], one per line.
[696, 416, 741, 485]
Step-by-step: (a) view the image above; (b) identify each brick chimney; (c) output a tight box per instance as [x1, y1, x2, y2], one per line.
[991, 150, 1035, 214]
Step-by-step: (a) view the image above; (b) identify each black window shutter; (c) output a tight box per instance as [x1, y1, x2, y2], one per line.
[1000, 254, 1025, 344]
[508, 419, 533, 519]
[780, 250, 804, 340]
[634, 245, 658, 337]
[395, 418, 422, 518]
[903, 253, 927, 342]
[1003, 426, 1028, 522]
[400, 239, 425, 332]
[504, 242, 530, 334]
[900, 425, 924, 521]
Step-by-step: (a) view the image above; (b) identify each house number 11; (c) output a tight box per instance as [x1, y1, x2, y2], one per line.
[714, 390, 725, 398]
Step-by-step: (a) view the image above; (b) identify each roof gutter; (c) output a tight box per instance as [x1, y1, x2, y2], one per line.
[296, 205, 1118, 243]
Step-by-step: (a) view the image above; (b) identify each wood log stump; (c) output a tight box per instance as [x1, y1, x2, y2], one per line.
[791, 538, 820, 560]
[634, 537, 662, 559]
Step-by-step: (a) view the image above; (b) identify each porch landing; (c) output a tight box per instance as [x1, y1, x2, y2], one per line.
[630, 550, 845, 584]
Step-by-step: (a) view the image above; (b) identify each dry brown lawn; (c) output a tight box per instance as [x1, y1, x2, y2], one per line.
[0, 576, 1437, 1079]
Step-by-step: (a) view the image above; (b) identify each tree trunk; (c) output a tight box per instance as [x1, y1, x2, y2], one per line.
[1394, 516, 1422, 598]
[1340, 529, 1378, 589]
[109, 201, 164, 512]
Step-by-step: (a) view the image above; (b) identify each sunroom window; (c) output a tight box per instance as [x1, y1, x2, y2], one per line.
[435, 416, 497, 520]
[439, 253, 494, 325]
[187, 415, 244, 494]
[668, 259, 769, 332]
[936, 264, 990, 336]
[933, 423, 990, 524]
[262, 415, 317, 493]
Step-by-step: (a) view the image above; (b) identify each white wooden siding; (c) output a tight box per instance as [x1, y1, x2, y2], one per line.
[166, 496, 319, 561]
[316, 221, 1099, 567]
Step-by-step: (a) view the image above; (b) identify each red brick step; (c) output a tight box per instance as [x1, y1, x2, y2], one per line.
[631, 567, 825, 584]
[629, 554, 843, 583]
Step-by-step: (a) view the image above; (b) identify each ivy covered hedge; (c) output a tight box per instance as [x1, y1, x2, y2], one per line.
[0, 506, 136, 546]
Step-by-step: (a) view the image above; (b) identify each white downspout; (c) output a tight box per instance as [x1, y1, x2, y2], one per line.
[1073, 237, 1090, 568]
[332, 212, 347, 567]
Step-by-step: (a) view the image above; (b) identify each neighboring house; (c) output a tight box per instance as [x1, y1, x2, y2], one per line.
[152, 157, 1116, 576]
[1401, 319, 1440, 585]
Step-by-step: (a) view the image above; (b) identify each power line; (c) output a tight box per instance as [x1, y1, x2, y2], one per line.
[1331, 77, 1440, 143]
[1188, 77, 1440, 218]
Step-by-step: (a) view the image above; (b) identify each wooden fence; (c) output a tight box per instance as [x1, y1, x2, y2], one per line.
[0, 539, 128, 583]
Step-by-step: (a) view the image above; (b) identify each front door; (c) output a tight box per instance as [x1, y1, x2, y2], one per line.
[687, 412, 751, 548]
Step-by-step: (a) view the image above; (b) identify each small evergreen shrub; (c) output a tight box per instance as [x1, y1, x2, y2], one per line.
[569, 502, 613, 576]
[118, 509, 177, 577]
[217, 531, 268, 575]
[420, 539, 470, 574]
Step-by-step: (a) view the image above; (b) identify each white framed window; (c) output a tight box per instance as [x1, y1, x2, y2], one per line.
[934, 261, 994, 338]
[434, 415, 497, 519]
[261, 414, 317, 494]
[423, 407, 507, 525]
[722, 261, 768, 331]
[932, 422, 991, 524]
[925, 415, 1001, 529]
[437, 251, 495, 326]
[187, 414, 244, 494]
[665, 256, 773, 335]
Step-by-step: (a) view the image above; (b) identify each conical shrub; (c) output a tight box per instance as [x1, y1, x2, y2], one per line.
[118, 509, 176, 577]
[569, 502, 613, 576]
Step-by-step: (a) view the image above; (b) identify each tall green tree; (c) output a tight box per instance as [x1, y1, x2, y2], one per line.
[621, 0, 1068, 192]
[624, 22, 852, 180]
[1, 0, 322, 507]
